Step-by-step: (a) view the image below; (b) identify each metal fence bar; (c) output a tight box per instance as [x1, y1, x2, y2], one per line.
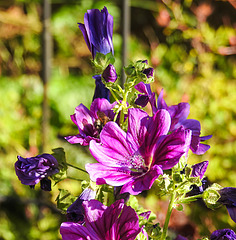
[121, 0, 130, 87]
[41, 0, 51, 152]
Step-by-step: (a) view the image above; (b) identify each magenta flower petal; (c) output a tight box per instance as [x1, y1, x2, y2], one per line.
[89, 122, 132, 168]
[153, 127, 192, 170]
[85, 163, 134, 186]
[60, 200, 141, 240]
[126, 108, 149, 151]
[60, 222, 97, 240]
[120, 165, 163, 195]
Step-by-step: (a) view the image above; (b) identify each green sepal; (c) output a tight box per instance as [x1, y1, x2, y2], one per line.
[202, 183, 222, 210]
[51, 148, 68, 184]
[93, 52, 115, 74]
[56, 189, 76, 213]
[96, 184, 114, 206]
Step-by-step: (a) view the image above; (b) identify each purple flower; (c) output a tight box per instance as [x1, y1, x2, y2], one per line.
[15, 154, 59, 191]
[78, 7, 114, 59]
[191, 161, 208, 179]
[86, 108, 191, 195]
[102, 64, 117, 83]
[60, 199, 141, 240]
[65, 98, 116, 146]
[157, 89, 212, 155]
[93, 75, 110, 101]
[218, 187, 236, 223]
[135, 86, 212, 155]
[134, 82, 156, 108]
[66, 188, 96, 223]
[210, 229, 236, 240]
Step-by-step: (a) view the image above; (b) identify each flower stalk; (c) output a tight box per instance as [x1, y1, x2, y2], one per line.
[161, 191, 176, 240]
[67, 163, 88, 174]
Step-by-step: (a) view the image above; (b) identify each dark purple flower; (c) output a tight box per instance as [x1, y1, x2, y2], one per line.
[218, 187, 236, 223]
[65, 98, 116, 146]
[102, 64, 117, 83]
[134, 82, 156, 108]
[135, 86, 212, 155]
[187, 177, 210, 196]
[157, 89, 212, 155]
[66, 188, 96, 223]
[157, 89, 190, 131]
[15, 154, 59, 190]
[142, 67, 154, 78]
[93, 75, 110, 101]
[210, 228, 236, 240]
[78, 7, 114, 59]
[191, 161, 209, 179]
[60, 199, 141, 240]
[86, 108, 191, 195]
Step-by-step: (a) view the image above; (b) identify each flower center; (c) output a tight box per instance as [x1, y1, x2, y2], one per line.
[129, 154, 147, 172]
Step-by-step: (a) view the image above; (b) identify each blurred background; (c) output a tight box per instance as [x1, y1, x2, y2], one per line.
[0, 0, 235, 239]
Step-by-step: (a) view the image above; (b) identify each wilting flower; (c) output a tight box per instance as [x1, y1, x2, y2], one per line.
[93, 75, 110, 101]
[86, 108, 191, 195]
[66, 188, 96, 223]
[218, 187, 236, 223]
[15, 153, 59, 191]
[102, 64, 117, 83]
[65, 98, 116, 146]
[78, 7, 114, 59]
[191, 161, 209, 179]
[210, 228, 236, 240]
[60, 199, 141, 240]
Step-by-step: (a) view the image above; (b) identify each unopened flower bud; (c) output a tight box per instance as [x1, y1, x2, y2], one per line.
[102, 64, 117, 82]
[142, 67, 154, 78]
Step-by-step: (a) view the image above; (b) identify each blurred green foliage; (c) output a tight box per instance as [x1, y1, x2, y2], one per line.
[0, 0, 235, 239]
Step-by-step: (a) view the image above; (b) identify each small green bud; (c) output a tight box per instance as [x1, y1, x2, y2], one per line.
[202, 183, 222, 209]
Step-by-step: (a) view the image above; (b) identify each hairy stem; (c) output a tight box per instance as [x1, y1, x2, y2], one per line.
[161, 191, 176, 240]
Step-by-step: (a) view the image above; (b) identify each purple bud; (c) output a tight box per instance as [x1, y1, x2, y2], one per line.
[102, 64, 117, 82]
[78, 7, 113, 59]
[210, 228, 236, 240]
[142, 60, 148, 64]
[142, 67, 154, 78]
[191, 161, 208, 179]
[66, 188, 96, 223]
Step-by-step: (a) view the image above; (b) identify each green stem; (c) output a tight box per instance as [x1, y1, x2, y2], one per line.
[67, 163, 88, 174]
[67, 176, 84, 181]
[161, 191, 176, 240]
[177, 194, 203, 204]
[109, 88, 120, 103]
